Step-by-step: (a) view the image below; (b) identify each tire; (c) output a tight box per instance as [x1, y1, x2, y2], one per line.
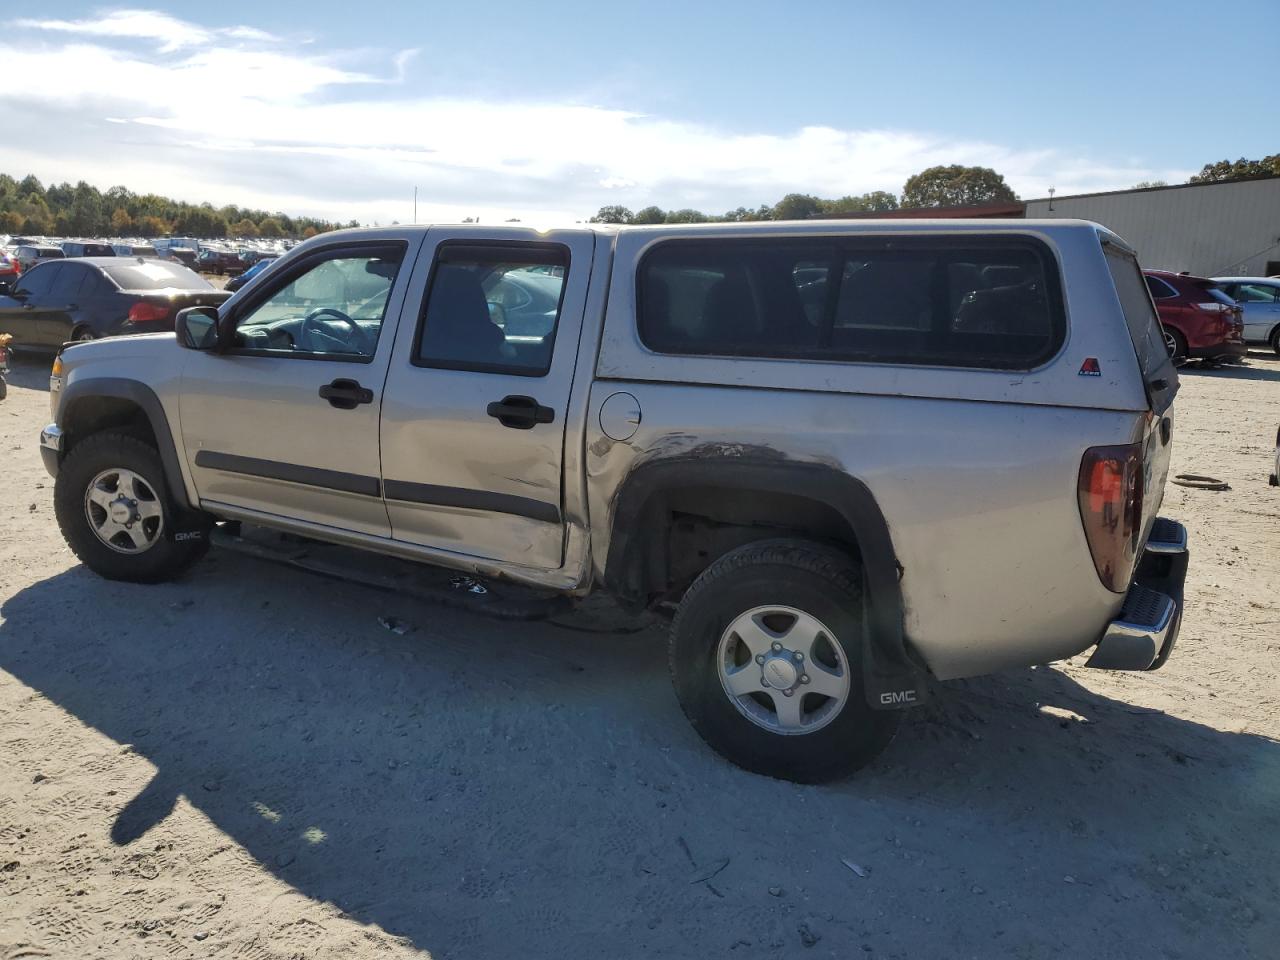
[71, 326, 94, 342]
[54, 432, 207, 583]
[669, 539, 900, 783]
[1271, 327, 1280, 357]
[1164, 327, 1187, 364]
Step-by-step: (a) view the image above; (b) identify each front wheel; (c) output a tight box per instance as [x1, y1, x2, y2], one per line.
[54, 432, 208, 583]
[669, 539, 900, 783]
[1164, 327, 1188, 365]
[1271, 327, 1280, 357]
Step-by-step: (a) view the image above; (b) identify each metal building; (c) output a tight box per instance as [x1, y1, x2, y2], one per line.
[1025, 176, 1280, 277]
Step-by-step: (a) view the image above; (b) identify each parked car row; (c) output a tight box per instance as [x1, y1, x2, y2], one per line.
[0, 257, 229, 345]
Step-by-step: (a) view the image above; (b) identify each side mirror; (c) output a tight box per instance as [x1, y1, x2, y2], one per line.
[175, 306, 221, 351]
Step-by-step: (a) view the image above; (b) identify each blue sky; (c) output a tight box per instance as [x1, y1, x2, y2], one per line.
[1, 1, 1273, 224]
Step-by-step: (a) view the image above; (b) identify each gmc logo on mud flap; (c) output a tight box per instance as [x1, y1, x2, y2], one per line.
[173, 531, 204, 542]
[880, 690, 918, 706]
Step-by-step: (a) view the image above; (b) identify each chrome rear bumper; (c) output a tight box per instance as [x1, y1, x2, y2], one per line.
[1086, 518, 1188, 672]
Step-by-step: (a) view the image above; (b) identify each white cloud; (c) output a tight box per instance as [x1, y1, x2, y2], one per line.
[0, 10, 1191, 226]
[15, 8, 278, 53]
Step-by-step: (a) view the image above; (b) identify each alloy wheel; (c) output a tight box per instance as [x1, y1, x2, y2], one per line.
[83, 468, 164, 553]
[717, 605, 851, 735]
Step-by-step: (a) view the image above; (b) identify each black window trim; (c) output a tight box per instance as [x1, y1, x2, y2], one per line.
[409, 239, 572, 379]
[635, 234, 1068, 373]
[217, 238, 409, 365]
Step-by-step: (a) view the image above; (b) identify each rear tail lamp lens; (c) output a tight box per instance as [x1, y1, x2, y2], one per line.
[1194, 301, 1232, 313]
[1078, 442, 1145, 592]
[127, 302, 172, 324]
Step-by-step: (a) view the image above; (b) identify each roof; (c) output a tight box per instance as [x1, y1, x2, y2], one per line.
[1026, 171, 1280, 204]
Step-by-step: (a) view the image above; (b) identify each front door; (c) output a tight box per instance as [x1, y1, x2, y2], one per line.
[0, 262, 59, 345]
[378, 228, 595, 569]
[179, 235, 422, 538]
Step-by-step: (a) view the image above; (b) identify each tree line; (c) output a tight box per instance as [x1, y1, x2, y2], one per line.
[589, 164, 1019, 224]
[589, 154, 1280, 224]
[0, 173, 358, 240]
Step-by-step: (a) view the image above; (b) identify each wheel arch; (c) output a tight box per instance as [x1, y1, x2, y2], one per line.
[604, 456, 928, 709]
[58, 378, 193, 511]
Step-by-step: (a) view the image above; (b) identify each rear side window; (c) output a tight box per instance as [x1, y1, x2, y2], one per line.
[638, 237, 1064, 369]
[102, 260, 211, 291]
[1144, 275, 1178, 299]
[1235, 283, 1280, 303]
[414, 243, 569, 376]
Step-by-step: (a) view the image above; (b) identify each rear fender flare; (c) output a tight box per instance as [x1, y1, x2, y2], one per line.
[605, 456, 928, 710]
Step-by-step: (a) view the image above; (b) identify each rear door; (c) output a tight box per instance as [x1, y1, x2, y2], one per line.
[37, 262, 91, 344]
[378, 228, 594, 569]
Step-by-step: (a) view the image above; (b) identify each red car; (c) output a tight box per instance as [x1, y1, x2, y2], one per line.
[1143, 270, 1246, 363]
[0, 250, 20, 291]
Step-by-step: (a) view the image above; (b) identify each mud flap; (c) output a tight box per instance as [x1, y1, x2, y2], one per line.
[167, 510, 214, 545]
[862, 572, 929, 711]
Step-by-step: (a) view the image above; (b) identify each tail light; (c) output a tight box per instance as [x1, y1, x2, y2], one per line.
[1078, 442, 1145, 592]
[127, 301, 172, 324]
[1193, 301, 1232, 313]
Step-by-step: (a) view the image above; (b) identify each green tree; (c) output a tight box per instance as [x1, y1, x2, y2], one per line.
[258, 217, 285, 238]
[1132, 180, 1168, 189]
[1189, 154, 1280, 183]
[631, 205, 667, 224]
[770, 193, 824, 221]
[664, 208, 708, 223]
[17, 174, 44, 198]
[823, 190, 899, 214]
[0, 211, 22, 232]
[589, 205, 634, 224]
[173, 205, 226, 238]
[229, 218, 259, 238]
[901, 165, 1018, 208]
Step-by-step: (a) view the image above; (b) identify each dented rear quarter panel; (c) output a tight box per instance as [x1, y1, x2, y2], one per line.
[585, 220, 1156, 680]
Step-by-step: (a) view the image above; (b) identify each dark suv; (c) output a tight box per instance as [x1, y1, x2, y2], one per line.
[1143, 270, 1246, 363]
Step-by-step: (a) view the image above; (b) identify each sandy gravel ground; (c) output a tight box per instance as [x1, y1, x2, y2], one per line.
[1, 350, 1278, 959]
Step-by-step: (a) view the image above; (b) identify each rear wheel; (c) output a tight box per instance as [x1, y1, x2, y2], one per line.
[71, 326, 94, 342]
[669, 539, 900, 783]
[1271, 327, 1280, 357]
[54, 432, 207, 583]
[1164, 327, 1187, 364]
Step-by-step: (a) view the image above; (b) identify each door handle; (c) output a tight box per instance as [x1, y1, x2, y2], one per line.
[318, 378, 373, 410]
[486, 394, 555, 429]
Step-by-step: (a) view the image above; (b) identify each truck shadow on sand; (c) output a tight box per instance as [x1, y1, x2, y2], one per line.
[2, 554, 1278, 958]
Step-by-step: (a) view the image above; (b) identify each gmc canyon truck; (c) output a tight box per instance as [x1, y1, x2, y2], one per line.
[39, 219, 1189, 782]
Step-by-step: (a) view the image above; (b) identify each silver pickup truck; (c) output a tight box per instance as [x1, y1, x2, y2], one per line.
[39, 219, 1189, 782]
